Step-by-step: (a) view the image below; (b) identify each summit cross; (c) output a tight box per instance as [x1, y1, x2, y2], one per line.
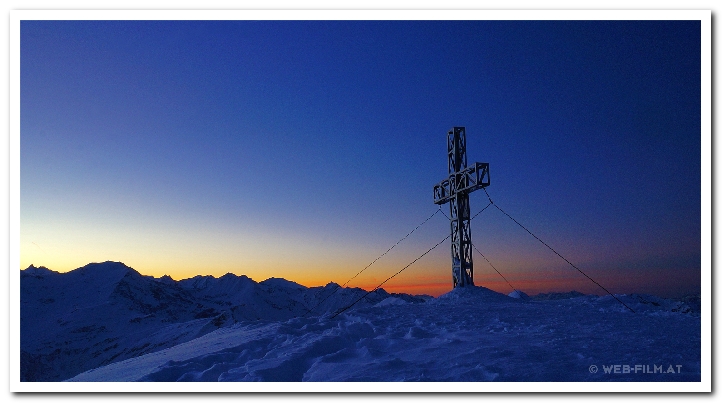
[433, 127, 490, 288]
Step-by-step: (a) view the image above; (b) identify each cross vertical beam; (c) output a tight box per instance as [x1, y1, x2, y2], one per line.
[433, 127, 490, 288]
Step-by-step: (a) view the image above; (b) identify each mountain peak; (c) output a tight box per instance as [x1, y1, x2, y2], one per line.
[70, 261, 140, 288]
[156, 274, 175, 285]
[22, 264, 57, 277]
[79, 261, 135, 271]
[260, 277, 305, 290]
[219, 272, 244, 280]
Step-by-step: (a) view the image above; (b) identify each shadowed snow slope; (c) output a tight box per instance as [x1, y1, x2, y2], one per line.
[66, 284, 700, 382]
[20, 262, 424, 381]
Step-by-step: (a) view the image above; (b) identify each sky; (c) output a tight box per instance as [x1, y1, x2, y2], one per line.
[19, 19, 702, 298]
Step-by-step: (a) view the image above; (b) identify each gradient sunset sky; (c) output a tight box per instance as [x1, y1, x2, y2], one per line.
[20, 18, 702, 297]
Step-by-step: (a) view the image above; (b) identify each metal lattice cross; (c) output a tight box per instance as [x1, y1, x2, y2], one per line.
[433, 127, 490, 288]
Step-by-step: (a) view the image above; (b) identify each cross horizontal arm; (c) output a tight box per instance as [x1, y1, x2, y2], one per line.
[433, 162, 490, 205]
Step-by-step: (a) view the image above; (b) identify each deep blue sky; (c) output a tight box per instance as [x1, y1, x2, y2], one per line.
[20, 20, 701, 297]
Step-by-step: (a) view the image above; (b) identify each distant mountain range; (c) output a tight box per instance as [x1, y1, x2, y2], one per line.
[20, 261, 428, 382]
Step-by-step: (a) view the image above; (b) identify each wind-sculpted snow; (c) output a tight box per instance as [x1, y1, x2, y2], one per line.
[67, 286, 700, 382]
[20, 262, 423, 381]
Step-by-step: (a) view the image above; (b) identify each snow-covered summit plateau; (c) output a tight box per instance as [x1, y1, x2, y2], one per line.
[21, 261, 700, 382]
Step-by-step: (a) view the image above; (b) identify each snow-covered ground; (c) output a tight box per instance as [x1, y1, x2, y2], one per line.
[21, 262, 701, 383]
[20, 261, 423, 382]
[69, 289, 701, 382]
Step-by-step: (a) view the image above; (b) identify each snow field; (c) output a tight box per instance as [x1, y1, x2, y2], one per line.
[67, 288, 700, 382]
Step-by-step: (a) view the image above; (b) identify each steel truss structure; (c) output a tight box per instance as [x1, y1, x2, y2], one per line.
[433, 127, 490, 288]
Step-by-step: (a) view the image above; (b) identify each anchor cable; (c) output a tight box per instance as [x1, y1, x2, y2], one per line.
[483, 188, 636, 313]
[303, 207, 442, 317]
[439, 203, 518, 294]
[471, 242, 519, 294]
[330, 234, 450, 319]
[471, 201, 493, 221]
[341, 207, 442, 289]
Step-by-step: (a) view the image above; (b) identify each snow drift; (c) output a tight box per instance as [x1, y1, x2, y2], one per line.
[20, 261, 419, 382]
[21, 261, 701, 382]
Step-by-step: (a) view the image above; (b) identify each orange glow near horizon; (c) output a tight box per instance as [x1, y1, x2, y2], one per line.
[20, 242, 701, 297]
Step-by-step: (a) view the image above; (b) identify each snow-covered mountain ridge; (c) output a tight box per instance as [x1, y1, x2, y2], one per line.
[21, 261, 700, 383]
[21, 261, 423, 382]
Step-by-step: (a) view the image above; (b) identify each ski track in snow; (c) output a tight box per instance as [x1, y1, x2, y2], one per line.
[67, 288, 701, 382]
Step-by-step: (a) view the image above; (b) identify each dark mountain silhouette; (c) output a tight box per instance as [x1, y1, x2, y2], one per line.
[20, 261, 425, 381]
